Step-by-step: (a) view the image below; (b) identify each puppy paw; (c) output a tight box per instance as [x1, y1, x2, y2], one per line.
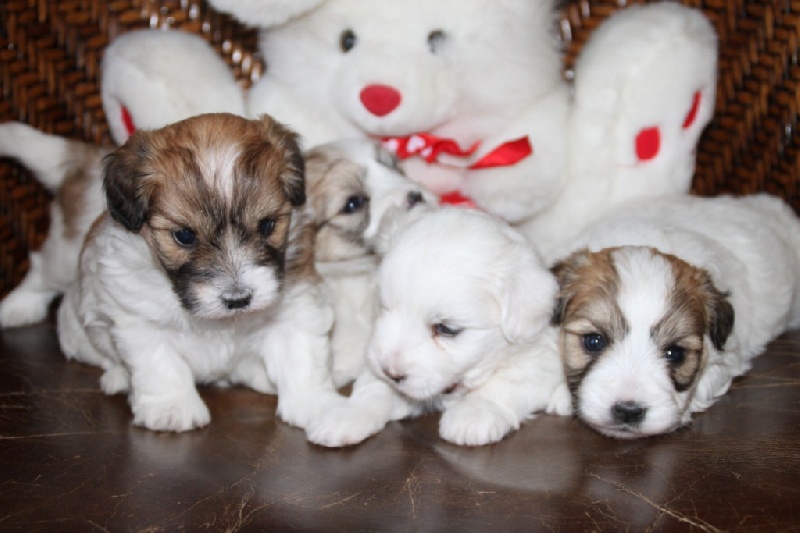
[0, 290, 52, 328]
[131, 393, 211, 432]
[277, 391, 345, 430]
[546, 383, 573, 416]
[229, 357, 276, 394]
[439, 398, 517, 446]
[305, 403, 388, 448]
[100, 366, 130, 395]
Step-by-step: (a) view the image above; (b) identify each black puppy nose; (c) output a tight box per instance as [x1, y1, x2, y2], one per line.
[383, 368, 406, 384]
[611, 401, 647, 425]
[406, 190, 425, 208]
[223, 295, 252, 310]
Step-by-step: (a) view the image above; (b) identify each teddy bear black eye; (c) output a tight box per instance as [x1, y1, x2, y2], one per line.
[340, 29, 357, 52]
[258, 217, 276, 237]
[173, 228, 197, 247]
[341, 194, 369, 214]
[427, 30, 446, 53]
[664, 345, 686, 365]
[582, 333, 606, 354]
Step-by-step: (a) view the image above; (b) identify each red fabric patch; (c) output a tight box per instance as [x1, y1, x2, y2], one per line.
[469, 136, 533, 170]
[682, 91, 702, 130]
[439, 191, 478, 208]
[121, 106, 136, 138]
[383, 134, 532, 170]
[635, 126, 660, 162]
[384, 133, 478, 163]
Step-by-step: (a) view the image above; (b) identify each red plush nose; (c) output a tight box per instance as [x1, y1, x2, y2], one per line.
[360, 84, 402, 117]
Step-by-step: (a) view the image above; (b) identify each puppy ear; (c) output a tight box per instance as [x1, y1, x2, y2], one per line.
[258, 115, 306, 207]
[549, 249, 591, 326]
[702, 274, 735, 351]
[102, 132, 155, 232]
[500, 244, 559, 344]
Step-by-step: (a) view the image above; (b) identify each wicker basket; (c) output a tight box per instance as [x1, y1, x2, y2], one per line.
[1, 0, 798, 298]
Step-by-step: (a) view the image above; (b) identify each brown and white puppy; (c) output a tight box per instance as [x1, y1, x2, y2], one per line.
[551, 194, 800, 439]
[57, 113, 341, 432]
[304, 139, 435, 386]
[0, 123, 108, 327]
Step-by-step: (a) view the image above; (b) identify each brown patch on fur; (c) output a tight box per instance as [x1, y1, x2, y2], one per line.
[304, 145, 371, 262]
[56, 142, 110, 239]
[657, 252, 734, 391]
[552, 248, 627, 392]
[284, 208, 320, 283]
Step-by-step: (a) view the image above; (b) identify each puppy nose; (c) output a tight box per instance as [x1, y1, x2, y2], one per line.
[406, 190, 425, 208]
[382, 367, 406, 384]
[222, 294, 252, 310]
[360, 84, 402, 117]
[611, 401, 647, 425]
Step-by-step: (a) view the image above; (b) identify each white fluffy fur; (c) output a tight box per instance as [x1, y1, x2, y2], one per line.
[521, 3, 718, 264]
[102, 1, 716, 246]
[207, 0, 323, 27]
[99, 0, 569, 220]
[306, 208, 571, 447]
[308, 140, 436, 387]
[0, 123, 107, 328]
[102, 30, 245, 145]
[56, 116, 339, 432]
[58, 214, 337, 432]
[559, 194, 800, 438]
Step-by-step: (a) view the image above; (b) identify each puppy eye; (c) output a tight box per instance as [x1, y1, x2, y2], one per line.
[432, 322, 462, 338]
[340, 29, 357, 52]
[428, 29, 446, 53]
[341, 194, 369, 214]
[664, 345, 686, 365]
[582, 333, 606, 353]
[259, 217, 276, 237]
[173, 228, 197, 247]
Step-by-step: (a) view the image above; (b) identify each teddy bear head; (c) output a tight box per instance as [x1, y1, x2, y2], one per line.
[232, 0, 564, 140]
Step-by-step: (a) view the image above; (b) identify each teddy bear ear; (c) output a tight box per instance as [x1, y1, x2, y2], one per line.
[101, 29, 245, 145]
[206, 0, 325, 27]
[569, 2, 718, 201]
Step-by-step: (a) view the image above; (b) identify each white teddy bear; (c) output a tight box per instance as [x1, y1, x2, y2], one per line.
[101, 0, 717, 261]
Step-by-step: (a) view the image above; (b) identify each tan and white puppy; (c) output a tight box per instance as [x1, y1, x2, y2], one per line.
[57, 113, 341, 432]
[304, 140, 435, 387]
[552, 194, 800, 439]
[0, 123, 108, 328]
[307, 207, 571, 447]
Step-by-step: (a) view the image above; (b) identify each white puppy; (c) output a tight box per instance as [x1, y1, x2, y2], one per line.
[307, 207, 571, 447]
[57, 113, 341, 432]
[304, 140, 435, 387]
[0, 123, 108, 328]
[552, 194, 800, 439]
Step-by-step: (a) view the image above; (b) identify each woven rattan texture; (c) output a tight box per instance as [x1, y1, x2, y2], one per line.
[0, 0, 798, 297]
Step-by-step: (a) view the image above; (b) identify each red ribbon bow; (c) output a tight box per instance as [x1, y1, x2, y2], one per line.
[382, 133, 533, 170]
[382, 133, 533, 207]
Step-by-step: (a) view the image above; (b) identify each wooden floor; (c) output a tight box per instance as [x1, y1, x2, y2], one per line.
[1, 320, 799, 532]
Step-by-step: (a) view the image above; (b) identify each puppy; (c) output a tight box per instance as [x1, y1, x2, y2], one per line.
[306, 207, 571, 447]
[0, 123, 108, 327]
[304, 139, 435, 387]
[552, 194, 800, 439]
[57, 113, 341, 432]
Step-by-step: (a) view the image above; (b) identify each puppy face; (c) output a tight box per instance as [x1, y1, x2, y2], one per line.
[368, 209, 557, 401]
[103, 113, 306, 319]
[304, 139, 435, 262]
[552, 246, 734, 439]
